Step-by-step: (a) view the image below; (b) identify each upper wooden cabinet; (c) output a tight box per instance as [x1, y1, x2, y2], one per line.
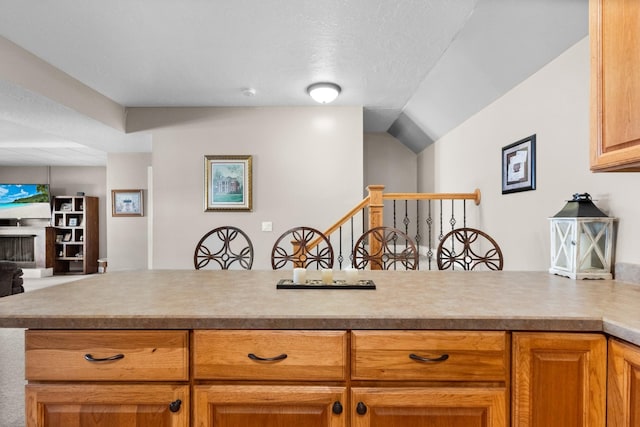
[590, 0, 640, 171]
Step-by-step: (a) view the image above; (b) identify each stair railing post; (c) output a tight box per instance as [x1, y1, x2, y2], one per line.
[367, 185, 385, 270]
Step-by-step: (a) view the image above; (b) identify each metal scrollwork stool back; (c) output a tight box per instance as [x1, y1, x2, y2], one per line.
[194, 226, 254, 270]
[352, 226, 419, 270]
[436, 227, 503, 271]
[271, 226, 334, 269]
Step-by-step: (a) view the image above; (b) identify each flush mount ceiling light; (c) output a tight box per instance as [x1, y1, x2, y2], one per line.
[307, 82, 341, 104]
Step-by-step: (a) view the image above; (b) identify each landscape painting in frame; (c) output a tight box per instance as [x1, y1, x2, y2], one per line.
[205, 155, 252, 211]
[0, 184, 51, 219]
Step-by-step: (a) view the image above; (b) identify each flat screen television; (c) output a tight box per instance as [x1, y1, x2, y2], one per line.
[0, 184, 51, 219]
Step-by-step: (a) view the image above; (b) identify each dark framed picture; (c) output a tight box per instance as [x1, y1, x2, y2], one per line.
[111, 189, 144, 217]
[502, 134, 536, 194]
[204, 155, 253, 212]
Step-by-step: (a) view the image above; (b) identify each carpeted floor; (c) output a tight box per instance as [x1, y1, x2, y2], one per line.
[0, 275, 87, 427]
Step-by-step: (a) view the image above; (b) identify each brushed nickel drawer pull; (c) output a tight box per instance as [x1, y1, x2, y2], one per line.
[84, 353, 125, 362]
[247, 353, 288, 362]
[409, 353, 449, 363]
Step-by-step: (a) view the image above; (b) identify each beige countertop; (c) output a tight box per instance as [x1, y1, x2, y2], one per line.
[0, 270, 639, 345]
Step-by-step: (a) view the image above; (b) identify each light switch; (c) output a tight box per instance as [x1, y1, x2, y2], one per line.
[261, 221, 273, 232]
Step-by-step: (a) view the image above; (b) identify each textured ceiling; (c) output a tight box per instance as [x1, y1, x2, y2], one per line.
[0, 0, 587, 166]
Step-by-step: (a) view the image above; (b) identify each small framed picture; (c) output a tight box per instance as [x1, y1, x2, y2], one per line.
[68, 218, 78, 227]
[502, 134, 536, 194]
[112, 189, 144, 217]
[63, 233, 72, 242]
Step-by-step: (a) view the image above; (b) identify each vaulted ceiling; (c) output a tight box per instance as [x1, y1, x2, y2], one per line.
[0, 0, 587, 166]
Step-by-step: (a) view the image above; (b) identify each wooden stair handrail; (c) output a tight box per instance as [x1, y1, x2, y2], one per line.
[309, 196, 370, 249]
[383, 189, 481, 205]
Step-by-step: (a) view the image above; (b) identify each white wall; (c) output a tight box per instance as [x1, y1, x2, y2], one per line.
[418, 36, 640, 270]
[364, 133, 417, 195]
[126, 106, 364, 270]
[106, 153, 151, 270]
[364, 132, 419, 233]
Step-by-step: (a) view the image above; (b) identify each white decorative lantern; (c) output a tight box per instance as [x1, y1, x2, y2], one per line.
[549, 193, 616, 280]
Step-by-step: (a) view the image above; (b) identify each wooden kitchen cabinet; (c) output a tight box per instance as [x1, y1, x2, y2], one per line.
[193, 385, 347, 427]
[351, 387, 506, 427]
[26, 384, 188, 427]
[607, 338, 640, 427]
[512, 332, 607, 427]
[192, 330, 348, 427]
[590, 0, 640, 171]
[350, 331, 509, 427]
[24, 330, 190, 427]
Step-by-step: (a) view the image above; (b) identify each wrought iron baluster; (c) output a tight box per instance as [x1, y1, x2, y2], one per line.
[439, 200, 444, 241]
[427, 200, 433, 270]
[393, 200, 397, 229]
[350, 216, 354, 266]
[337, 226, 344, 269]
[402, 200, 410, 271]
[403, 200, 410, 236]
[415, 200, 421, 270]
[463, 200, 467, 228]
[450, 200, 456, 231]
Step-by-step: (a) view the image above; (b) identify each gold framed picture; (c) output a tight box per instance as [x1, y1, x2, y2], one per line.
[111, 189, 144, 217]
[204, 155, 252, 212]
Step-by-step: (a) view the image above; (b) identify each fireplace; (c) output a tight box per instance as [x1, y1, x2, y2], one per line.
[0, 235, 36, 268]
[0, 226, 53, 276]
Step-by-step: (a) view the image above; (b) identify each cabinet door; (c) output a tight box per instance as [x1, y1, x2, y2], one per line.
[512, 332, 606, 427]
[351, 387, 506, 427]
[26, 384, 188, 427]
[193, 385, 347, 427]
[590, 0, 640, 171]
[608, 338, 640, 427]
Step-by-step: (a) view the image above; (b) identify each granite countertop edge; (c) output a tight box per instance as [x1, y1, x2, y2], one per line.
[0, 270, 638, 346]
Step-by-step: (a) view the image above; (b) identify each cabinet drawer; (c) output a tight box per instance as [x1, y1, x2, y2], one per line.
[352, 331, 508, 381]
[25, 330, 189, 381]
[193, 330, 347, 380]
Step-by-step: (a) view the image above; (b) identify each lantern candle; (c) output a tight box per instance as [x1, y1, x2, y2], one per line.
[293, 268, 307, 284]
[321, 269, 333, 284]
[345, 267, 358, 284]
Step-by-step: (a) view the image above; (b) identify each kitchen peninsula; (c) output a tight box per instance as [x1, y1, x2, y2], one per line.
[1, 269, 639, 427]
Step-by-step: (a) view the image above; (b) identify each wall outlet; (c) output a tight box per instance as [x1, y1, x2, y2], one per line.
[261, 221, 272, 232]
